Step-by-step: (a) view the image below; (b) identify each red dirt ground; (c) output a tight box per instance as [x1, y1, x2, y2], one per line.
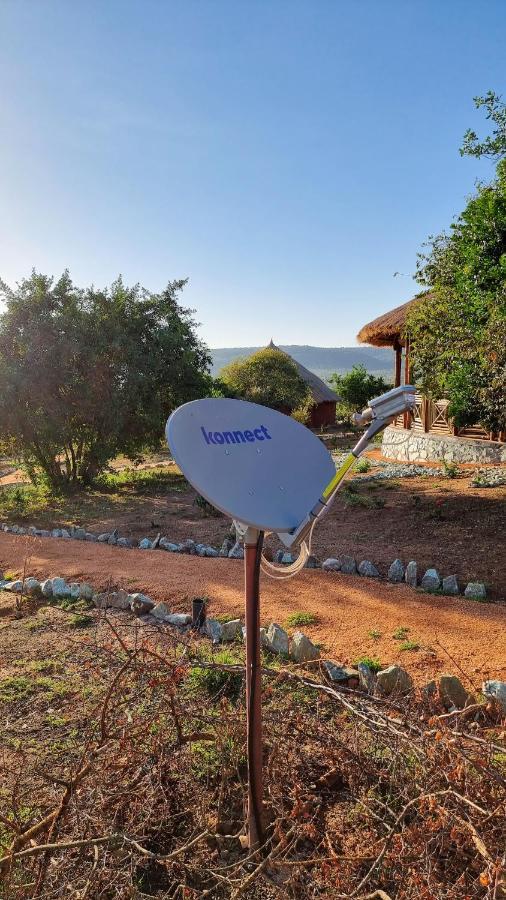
[1, 532, 504, 688]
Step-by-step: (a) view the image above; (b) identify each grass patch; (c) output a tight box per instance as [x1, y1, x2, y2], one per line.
[355, 655, 382, 673]
[68, 613, 94, 628]
[399, 640, 420, 652]
[342, 485, 385, 509]
[285, 612, 317, 628]
[354, 458, 372, 474]
[187, 649, 243, 702]
[393, 626, 410, 640]
[96, 467, 187, 494]
[0, 675, 34, 702]
[368, 628, 382, 640]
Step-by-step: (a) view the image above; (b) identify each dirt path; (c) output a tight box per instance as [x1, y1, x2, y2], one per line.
[1, 532, 504, 686]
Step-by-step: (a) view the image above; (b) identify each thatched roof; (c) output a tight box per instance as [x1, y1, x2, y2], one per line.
[267, 341, 338, 404]
[356, 296, 424, 347]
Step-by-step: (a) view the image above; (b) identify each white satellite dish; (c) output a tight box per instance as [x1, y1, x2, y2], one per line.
[166, 398, 335, 533]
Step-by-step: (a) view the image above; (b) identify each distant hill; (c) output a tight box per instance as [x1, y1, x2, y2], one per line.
[210, 345, 393, 381]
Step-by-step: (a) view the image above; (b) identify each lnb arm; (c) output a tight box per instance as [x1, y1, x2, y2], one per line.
[276, 385, 416, 550]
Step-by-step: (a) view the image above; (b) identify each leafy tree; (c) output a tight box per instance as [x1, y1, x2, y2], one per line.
[219, 347, 312, 414]
[408, 95, 506, 432]
[460, 91, 506, 160]
[329, 365, 391, 423]
[0, 271, 211, 489]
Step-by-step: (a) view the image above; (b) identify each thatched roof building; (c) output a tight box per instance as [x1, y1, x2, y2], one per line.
[356, 297, 423, 348]
[267, 340, 338, 426]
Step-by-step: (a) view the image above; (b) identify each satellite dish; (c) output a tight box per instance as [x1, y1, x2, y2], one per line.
[166, 398, 335, 533]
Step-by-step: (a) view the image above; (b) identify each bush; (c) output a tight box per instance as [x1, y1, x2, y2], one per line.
[220, 347, 312, 415]
[0, 272, 211, 490]
[329, 365, 392, 423]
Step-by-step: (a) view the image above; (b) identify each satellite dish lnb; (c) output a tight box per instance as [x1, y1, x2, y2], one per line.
[166, 398, 335, 533]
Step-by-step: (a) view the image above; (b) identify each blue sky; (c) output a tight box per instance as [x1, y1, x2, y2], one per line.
[1, 0, 504, 347]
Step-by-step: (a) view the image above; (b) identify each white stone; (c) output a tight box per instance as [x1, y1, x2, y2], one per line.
[221, 619, 242, 641]
[290, 631, 319, 663]
[129, 593, 154, 615]
[79, 583, 94, 601]
[405, 560, 417, 587]
[377, 665, 413, 696]
[152, 601, 172, 620]
[266, 623, 289, 655]
[97, 533, 110, 542]
[138, 538, 153, 550]
[40, 579, 53, 597]
[93, 590, 131, 610]
[442, 574, 459, 595]
[482, 680, 506, 713]
[24, 577, 41, 595]
[69, 583, 80, 599]
[358, 560, 379, 578]
[388, 559, 405, 583]
[322, 558, 341, 572]
[51, 577, 70, 598]
[421, 568, 441, 592]
[228, 541, 244, 559]
[464, 582, 486, 601]
[202, 617, 223, 644]
[166, 613, 192, 627]
[340, 555, 357, 575]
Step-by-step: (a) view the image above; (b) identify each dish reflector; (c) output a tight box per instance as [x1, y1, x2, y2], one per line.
[166, 398, 335, 532]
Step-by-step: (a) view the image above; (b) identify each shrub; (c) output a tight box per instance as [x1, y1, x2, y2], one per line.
[220, 347, 313, 415]
[329, 365, 392, 423]
[285, 612, 317, 628]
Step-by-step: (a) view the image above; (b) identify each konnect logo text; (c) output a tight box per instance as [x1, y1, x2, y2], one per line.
[201, 425, 272, 446]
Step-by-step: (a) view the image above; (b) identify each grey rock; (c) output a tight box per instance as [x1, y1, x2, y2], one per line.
[151, 601, 172, 620]
[377, 665, 413, 696]
[51, 528, 63, 538]
[221, 618, 242, 641]
[69, 583, 81, 600]
[196, 543, 208, 556]
[117, 537, 133, 548]
[322, 558, 341, 572]
[85, 532, 98, 542]
[94, 589, 131, 611]
[340, 555, 357, 575]
[138, 538, 153, 550]
[266, 623, 289, 655]
[4, 580, 23, 592]
[228, 541, 244, 559]
[60, 529, 71, 539]
[159, 539, 180, 552]
[422, 679, 437, 699]
[219, 538, 233, 557]
[388, 559, 405, 583]
[464, 582, 487, 601]
[482, 680, 506, 713]
[358, 560, 379, 578]
[438, 674, 473, 710]
[17, 527, 26, 535]
[358, 662, 376, 693]
[281, 552, 294, 565]
[129, 593, 155, 615]
[205, 546, 219, 557]
[290, 631, 320, 663]
[51, 577, 70, 598]
[79, 583, 94, 601]
[421, 568, 441, 592]
[202, 617, 223, 644]
[151, 533, 162, 550]
[180, 539, 197, 554]
[40, 579, 53, 597]
[107, 534, 117, 546]
[39, 530, 51, 538]
[304, 555, 319, 569]
[97, 533, 111, 543]
[442, 574, 459, 595]
[323, 661, 359, 684]
[73, 528, 86, 541]
[28, 526, 38, 536]
[24, 577, 41, 596]
[166, 613, 192, 627]
[405, 560, 417, 587]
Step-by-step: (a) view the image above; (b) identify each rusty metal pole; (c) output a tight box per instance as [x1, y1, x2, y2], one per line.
[244, 527, 264, 848]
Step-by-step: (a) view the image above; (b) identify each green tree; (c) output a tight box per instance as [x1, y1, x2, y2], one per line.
[407, 95, 506, 432]
[460, 91, 506, 160]
[219, 347, 312, 414]
[329, 365, 391, 423]
[0, 271, 211, 489]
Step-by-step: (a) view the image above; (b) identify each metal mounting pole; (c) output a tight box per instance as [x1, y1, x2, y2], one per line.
[244, 527, 264, 848]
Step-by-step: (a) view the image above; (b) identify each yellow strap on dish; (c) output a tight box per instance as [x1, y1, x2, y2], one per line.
[322, 452, 356, 500]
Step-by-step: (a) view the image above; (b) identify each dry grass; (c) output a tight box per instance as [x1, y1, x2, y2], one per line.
[0, 603, 504, 899]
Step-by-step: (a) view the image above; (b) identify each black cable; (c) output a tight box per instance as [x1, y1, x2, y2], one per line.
[247, 529, 264, 846]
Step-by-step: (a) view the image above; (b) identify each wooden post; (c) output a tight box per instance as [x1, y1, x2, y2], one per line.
[403, 338, 411, 428]
[244, 530, 264, 849]
[394, 342, 402, 388]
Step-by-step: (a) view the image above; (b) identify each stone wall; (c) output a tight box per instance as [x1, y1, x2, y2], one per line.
[381, 426, 506, 464]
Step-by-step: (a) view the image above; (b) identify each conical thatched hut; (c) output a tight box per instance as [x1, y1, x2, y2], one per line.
[267, 340, 338, 427]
